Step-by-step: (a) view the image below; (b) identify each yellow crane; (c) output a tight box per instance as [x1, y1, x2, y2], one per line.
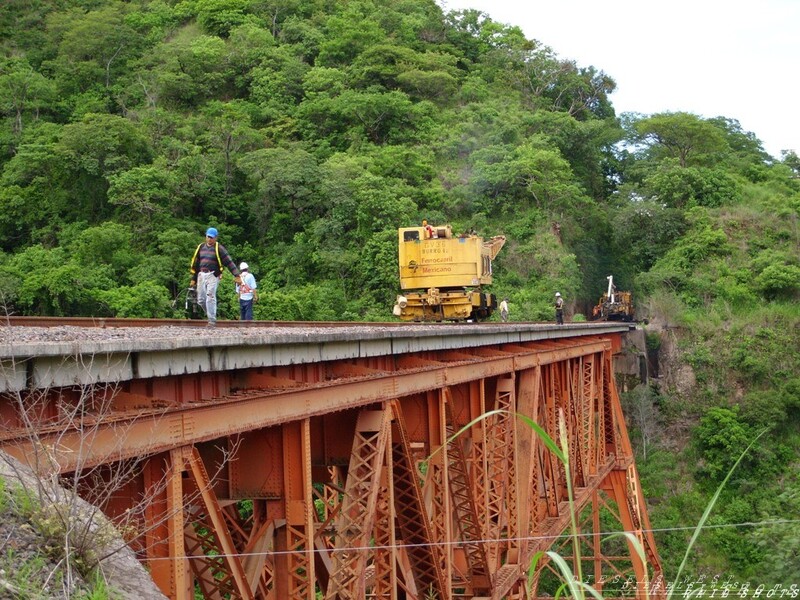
[591, 275, 635, 322]
[393, 224, 506, 322]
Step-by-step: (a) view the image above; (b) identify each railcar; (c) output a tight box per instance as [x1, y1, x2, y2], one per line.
[393, 224, 506, 322]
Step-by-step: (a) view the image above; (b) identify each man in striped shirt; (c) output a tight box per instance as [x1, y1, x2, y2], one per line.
[190, 227, 242, 327]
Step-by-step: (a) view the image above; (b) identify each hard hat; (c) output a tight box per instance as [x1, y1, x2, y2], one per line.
[555, 292, 561, 297]
[239, 262, 249, 271]
[205, 227, 218, 238]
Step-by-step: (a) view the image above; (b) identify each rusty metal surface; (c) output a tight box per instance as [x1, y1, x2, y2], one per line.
[0, 323, 662, 600]
[1, 341, 611, 470]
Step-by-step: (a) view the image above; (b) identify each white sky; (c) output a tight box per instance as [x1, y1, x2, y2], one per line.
[439, 0, 799, 159]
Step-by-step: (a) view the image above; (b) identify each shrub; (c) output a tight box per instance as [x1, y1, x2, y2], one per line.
[694, 407, 752, 483]
[754, 263, 800, 300]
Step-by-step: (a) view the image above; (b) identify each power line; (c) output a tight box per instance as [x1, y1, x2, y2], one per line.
[143, 517, 800, 562]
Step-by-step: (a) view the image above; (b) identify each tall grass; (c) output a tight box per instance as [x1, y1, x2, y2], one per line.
[437, 410, 766, 600]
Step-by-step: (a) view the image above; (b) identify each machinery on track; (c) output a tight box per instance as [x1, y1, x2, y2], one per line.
[591, 275, 635, 322]
[393, 223, 506, 322]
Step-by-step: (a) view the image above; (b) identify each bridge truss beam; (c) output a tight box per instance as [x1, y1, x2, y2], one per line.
[1, 335, 664, 599]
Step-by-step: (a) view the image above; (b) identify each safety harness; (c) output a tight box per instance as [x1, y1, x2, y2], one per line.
[190, 241, 223, 276]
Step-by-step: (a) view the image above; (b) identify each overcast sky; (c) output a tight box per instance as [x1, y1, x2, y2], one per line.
[439, 0, 799, 159]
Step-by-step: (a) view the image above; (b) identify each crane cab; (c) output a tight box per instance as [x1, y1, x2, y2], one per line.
[393, 225, 505, 322]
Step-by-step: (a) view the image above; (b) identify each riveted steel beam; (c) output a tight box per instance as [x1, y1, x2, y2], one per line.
[0, 328, 664, 600]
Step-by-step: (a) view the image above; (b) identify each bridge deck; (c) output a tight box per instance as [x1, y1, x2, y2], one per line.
[0, 321, 631, 391]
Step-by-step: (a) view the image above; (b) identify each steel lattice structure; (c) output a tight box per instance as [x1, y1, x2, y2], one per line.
[0, 323, 665, 599]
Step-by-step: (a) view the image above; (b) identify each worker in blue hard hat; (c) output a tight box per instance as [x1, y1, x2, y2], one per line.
[189, 227, 242, 327]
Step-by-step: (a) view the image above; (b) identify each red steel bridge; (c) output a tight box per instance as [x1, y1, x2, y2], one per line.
[0, 318, 665, 599]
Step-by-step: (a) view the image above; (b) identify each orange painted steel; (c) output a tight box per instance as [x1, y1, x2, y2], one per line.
[0, 332, 664, 599]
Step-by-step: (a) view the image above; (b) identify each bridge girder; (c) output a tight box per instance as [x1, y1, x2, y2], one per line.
[1, 335, 664, 599]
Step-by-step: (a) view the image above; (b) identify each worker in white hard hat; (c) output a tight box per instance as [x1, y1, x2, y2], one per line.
[555, 292, 564, 325]
[499, 297, 509, 322]
[236, 262, 258, 320]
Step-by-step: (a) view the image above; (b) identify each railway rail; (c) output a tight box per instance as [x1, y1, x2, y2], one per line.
[1, 315, 635, 329]
[1, 315, 409, 328]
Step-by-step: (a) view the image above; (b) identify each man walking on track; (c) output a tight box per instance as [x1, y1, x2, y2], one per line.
[190, 227, 241, 327]
[499, 297, 509, 322]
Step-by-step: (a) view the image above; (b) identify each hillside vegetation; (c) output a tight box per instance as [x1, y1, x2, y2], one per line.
[1, 0, 799, 586]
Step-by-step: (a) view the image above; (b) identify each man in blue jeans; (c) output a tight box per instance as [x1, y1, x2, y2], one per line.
[189, 227, 242, 326]
[236, 262, 258, 320]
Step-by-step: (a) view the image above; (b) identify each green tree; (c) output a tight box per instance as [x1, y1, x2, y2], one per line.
[45, 3, 140, 92]
[0, 244, 114, 316]
[59, 114, 152, 176]
[343, 89, 419, 144]
[754, 263, 800, 300]
[632, 112, 728, 167]
[470, 139, 585, 216]
[198, 100, 261, 197]
[780, 149, 800, 176]
[641, 161, 741, 209]
[315, 4, 386, 67]
[70, 222, 139, 278]
[195, 0, 252, 37]
[609, 200, 686, 275]
[694, 406, 752, 483]
[0, 58, 56, 137]
[0, 122, 69, 248]
[133, 27, 230, 108]
[95, 280, 172, 317]
[443, 9, 527, 64]
[249, 46, 310, 117]
[237, 144, 322, 239]
[107, 162, 177, 230]
[752, 482, 800, 584]
[226, 22, 277, 94]
[278, 15, 325, 62]
[348, 44, 460, 104]
[57, 113, 152, 221]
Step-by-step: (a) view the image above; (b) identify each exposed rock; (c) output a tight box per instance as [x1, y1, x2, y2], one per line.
[645, 321, 697, 398]
[0, 452, 167, 599]
[616, 327, 649, 392]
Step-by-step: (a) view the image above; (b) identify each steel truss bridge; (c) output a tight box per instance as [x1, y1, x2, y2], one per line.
[0, 319, 665, 599]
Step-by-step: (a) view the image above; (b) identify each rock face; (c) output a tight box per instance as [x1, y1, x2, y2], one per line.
[0, 452, 167, 600]
[616, 327, 649, 392]
[642, 319, 697, 399]
[616, 324, 699, 400]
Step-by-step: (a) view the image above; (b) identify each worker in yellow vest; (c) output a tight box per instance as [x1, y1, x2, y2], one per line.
[190, 227, 242, 327]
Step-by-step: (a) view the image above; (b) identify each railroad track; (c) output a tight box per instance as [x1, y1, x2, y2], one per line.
[0, 315, 636, 333]
[0, 316, 412, 328]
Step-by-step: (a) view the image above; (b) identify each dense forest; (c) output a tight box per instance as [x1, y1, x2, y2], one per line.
[1, 0, 799, 586]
